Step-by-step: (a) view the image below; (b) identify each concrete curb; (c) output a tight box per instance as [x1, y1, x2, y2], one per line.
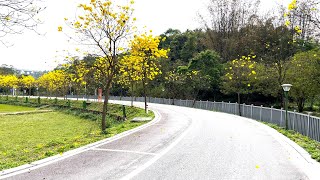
[0, 106, 161, 179]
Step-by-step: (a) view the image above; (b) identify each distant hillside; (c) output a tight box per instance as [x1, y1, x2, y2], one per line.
[0, 64, 47, 79]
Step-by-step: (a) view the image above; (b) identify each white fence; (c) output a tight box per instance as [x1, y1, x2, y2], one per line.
[68, 95, 320, 142]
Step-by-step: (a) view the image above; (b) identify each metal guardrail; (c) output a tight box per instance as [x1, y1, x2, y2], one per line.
[66, 95, 320, 142]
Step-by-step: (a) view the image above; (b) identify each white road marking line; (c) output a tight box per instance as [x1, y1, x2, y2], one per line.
[91, 148, 157, 156]
[120, 117, 194, 180]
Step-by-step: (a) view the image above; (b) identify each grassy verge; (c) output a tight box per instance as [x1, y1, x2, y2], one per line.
[0, 104, 36, 113]
[0, 97, 154, 171]
[262, 122, 320, 162]
[0, 96, 154, 120]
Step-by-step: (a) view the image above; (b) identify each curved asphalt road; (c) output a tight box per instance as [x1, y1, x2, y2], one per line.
[1, 101, 317, 180]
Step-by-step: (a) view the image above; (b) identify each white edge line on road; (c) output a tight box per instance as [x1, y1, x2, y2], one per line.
[120, 114, 194, 180]
[0, 101, 161, 179]
[91, 148, 158, 156]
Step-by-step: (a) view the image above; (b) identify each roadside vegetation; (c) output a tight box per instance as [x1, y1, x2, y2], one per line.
[0, 97, 153, 171]
[264, 122, 320, 162]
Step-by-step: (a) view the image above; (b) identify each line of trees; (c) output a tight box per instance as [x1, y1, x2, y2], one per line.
[2, 0, 320, 131]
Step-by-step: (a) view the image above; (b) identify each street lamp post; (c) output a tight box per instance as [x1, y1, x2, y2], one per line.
[281, 84, 292, 130]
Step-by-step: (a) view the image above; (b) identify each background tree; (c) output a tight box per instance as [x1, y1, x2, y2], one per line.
[127, 32, 168, 112]
[199, 0, 260, 62]
[164, 70, 186, 102]
[20, 75, 35, 96]
[221, 55, 257, 115]
[285, 0, 320, 41]
[0, 64, 15, 75]
[65, 58, 88, 100]
[287, 49, 320, 112]
[0, 74, 18, 95]
[118, 55, 142, 106]
[180, 67, 211, 102]
[37, 70, 67, 97]
[188, 50, 222, 99]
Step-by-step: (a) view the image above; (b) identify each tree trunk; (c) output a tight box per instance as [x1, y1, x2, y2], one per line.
[131, 82, 134, 107]
[76, 87, 79, 101]
[297, 97, 305, 113]
[101, 87, 110, 132]
[143, 79, 147, 113]
[101, 79, 113, 132]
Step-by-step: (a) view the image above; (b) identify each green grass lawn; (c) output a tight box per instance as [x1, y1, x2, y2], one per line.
[0, 111, 150, 171]
[0, 104, 36, 113]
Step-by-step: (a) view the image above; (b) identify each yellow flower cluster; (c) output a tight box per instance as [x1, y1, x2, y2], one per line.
[225, 55, 257, 86]
[118, 32, 169, 85]
[38, 70, 69, 93]
[288, 0, 297, 10]
[20, 75, 36, 89]
[79, 4, 93, 12]
[0, 75, 19, 89]
[294, 26, 302, 34]
[61, 0, 136, 39]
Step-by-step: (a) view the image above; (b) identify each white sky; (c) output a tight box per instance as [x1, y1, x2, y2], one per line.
[0, 0, 291, 71]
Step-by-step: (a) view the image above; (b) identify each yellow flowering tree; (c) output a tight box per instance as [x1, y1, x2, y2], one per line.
[125, 33, 169, 112]
[222, 55, 257, 115]
[64, 59, 89, 100]
[118, 55, 142, 106]
[37, 70, 68, 97]
[19, 75, 36, 96]
[0, 75, 18, 95]
[61, 0, 137, 131]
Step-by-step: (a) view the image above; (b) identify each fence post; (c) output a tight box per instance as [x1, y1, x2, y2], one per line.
[213, 101, 216, 111]
[221, 101, 224, 112]
[243, 103, 245, 116]
[280, 108, 283, 127]
[235, 102, 237, 115]
[251, 104, 253, 119]
[260, 105, 263, 121]
[293, 110, 296, 131]
[206, 100, 209, 110]
[307, 112, 311, 137]
[228, 101, 231, 113]
[271, 106, 273, 123]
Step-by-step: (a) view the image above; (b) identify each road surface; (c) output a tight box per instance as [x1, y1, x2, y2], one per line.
[1, 101, 315, 180]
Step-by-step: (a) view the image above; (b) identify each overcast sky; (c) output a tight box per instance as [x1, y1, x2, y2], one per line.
[0, 0, 290, 71]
